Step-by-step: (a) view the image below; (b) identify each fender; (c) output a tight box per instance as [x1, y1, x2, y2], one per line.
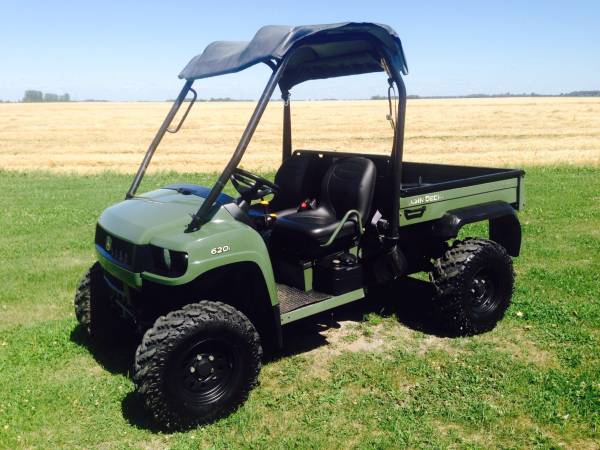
[432, 201, 521, 256]
[137, 261, 283, 349]
[187, 261, 284, 349]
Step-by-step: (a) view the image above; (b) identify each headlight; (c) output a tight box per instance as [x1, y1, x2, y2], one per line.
[162, 248, 172, 270]
[149, 245, 188, 277]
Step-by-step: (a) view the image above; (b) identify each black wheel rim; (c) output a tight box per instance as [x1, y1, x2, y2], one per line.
[468, 269, 498, 318]
[166, 337, 241, 408]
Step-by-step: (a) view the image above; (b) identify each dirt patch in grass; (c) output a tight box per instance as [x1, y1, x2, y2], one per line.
[300, 317, 557, 383]
[433, 420, 494, 447]
[414, 334, 463, 356]
[319, 321, 391, 351]
[302, 320, 465, 378]
[480, 326, 558, 368]
[295, 321, 388, 378]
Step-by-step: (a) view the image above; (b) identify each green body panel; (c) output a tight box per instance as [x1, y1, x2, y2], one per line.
[96, 189, 278, 305]
[399, 178, 519, 226]
[302, 266, 313, 292]
[280, 288, 365, 325]
[98, 190, 201, 245]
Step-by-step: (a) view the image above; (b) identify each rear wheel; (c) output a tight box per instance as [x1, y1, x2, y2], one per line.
[429, 238, 514, 335]
[74, 262, 127, 342]
[134, 301, 262, 430]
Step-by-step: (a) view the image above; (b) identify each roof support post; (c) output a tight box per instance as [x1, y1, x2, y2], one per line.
[387, 74, 407, 242]
[282, 89, 292, 162]
[187, 60, 289, 231]
[126, 80, 193, 199]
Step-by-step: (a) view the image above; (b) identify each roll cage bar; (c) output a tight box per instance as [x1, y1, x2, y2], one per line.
[125, 50, 407, 243]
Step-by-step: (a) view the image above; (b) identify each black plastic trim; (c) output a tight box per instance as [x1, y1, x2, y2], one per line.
[103, 272, 126, 296]
[432, 201, 521, 256]
[403, 205, 426, 220]
[96, 244, 132, 271]
[490, 214, 522, 257]
[95, 225, 145, 270]
[515, 171, 525, 210]
[223, 203, 256, 229]
[432, 201, 515, 237]
[272, 304, 283, 348]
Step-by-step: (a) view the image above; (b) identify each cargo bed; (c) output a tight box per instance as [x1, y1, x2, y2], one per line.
[398, 162, 525, 226]
[400, 162, 524, 196]
[293, 151, 525, 227]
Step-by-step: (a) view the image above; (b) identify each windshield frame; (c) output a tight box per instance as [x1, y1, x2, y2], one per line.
[126, 50, 406, 237]
[126, 79, 194, 199]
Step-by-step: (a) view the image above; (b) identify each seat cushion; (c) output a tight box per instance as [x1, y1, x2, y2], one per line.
[273, 207, 357, 245]
[269, 156, 376, 258]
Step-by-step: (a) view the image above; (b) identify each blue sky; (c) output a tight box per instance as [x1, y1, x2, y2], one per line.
[1, 0, 599, 101]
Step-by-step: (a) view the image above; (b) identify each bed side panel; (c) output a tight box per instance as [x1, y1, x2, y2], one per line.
[399, 178, 518, 226]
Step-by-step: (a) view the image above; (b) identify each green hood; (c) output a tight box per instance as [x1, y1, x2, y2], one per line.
[98, 189, 205, 245]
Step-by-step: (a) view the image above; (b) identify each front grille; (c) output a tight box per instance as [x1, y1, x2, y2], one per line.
[95, 225, 136, 269]
[94, 224, 184, 277]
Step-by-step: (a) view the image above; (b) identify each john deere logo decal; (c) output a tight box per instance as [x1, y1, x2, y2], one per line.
[105, 235, 112, 252]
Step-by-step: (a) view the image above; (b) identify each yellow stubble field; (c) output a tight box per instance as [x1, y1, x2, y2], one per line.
[0, 97, 599, 173]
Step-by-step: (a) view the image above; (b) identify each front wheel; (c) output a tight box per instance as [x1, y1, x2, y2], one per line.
[134, 301, 262, 430]
[430, 238, 514, 336]
[74, 262, 128, 342]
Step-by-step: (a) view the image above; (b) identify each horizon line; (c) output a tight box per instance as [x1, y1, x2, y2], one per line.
[4, 89, 600, 104]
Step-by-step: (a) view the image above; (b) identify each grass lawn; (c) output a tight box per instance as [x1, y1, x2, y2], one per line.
[0, 167, 598, 449]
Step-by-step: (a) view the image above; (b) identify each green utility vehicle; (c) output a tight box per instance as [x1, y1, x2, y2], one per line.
[75, 23, 524, 429]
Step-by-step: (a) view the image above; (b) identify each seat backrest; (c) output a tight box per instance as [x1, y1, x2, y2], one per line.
[270, 154, 320, 210]
[320, 157, 377, 220]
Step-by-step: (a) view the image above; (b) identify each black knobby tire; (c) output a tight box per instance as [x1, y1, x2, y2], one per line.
[74, 262, 126, 342]
[134, 301, 262, 430]
[430, 238, 514, 336]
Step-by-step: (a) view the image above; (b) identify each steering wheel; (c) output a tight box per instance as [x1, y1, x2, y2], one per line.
[230, 167, 279, 202]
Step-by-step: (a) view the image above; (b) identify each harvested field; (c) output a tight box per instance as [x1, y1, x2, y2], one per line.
[1, 97, 599, 173]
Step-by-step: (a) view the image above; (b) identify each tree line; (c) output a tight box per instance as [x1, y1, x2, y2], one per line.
[22, 90, 71, 102]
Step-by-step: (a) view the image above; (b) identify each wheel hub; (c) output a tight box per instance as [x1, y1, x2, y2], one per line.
[472, 277, 488, 303]
[184, 351, 230, 389]
[169, 339, 238, 406]
[192, 358, 213, 378]
[469, 271, 497, 315]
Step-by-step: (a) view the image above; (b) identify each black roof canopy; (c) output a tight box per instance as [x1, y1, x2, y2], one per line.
[179, 22, 408, 89]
